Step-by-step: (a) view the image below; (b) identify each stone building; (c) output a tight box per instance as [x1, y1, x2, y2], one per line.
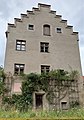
[4, 3, 83, 110]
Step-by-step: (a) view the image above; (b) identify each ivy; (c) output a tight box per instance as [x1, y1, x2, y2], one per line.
[0, 66, 7, 96]
[2, 69, 79, 111]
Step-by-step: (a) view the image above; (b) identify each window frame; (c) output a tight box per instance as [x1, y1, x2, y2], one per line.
[28, 24, 34, 30]
[14, 63, 25, 75]
[16, 40, 26, 51]
[61, 102, 67, 110]
[43, 24, 50, 36]
[41, 65, 50, 74]
[40, 42, 49, 53]
[56, 27, 62, 33]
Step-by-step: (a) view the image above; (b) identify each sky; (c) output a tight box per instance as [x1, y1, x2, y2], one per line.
[0, 0, 84, 75]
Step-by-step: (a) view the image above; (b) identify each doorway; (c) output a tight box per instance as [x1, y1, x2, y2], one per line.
[35, 94, 44, 109]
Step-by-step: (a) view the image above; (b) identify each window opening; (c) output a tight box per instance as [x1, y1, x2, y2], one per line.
[16, 40, 26, 51]
[43, 24, 50, 36]
[14, 64, 25, 75]
[40, 42, 49, 53]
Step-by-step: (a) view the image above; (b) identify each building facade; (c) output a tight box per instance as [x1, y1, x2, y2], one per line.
[4, 3, 83, 110]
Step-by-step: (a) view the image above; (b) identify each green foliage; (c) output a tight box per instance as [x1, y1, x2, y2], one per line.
[69, 70, 79, 80]
[0, 66, 6, 81]
[0, 66, 7, 96]
[1, 107, 84, 118]
[20, 73, 50, 110]
[70, 101, 80, 108]
[3, 94, 32, 112]
[49, 69, 69, 81]
[2, 69, 80, 112]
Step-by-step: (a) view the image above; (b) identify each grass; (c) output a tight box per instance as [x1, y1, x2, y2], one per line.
[0, 107, 84, 119]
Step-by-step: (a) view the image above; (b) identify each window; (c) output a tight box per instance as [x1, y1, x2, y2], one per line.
[16, 40, 26, 51]
[56, 28, 61, 33]
[61, 102, 67, 110]
[40, 42, 49, 53]
[28, 24, 34, 30]
[41, 65, 50, 74]
[14, 64, 25, 75]
[43, 24, 50, 36]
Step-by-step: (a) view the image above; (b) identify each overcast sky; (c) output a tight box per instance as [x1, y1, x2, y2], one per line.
[0, 0, 84, 75]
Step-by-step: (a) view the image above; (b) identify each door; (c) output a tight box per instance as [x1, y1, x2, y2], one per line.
[35, 94, 43, 109]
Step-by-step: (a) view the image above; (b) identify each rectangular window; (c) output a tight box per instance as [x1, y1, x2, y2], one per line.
[28, 24, 34, 30]
[43, 25, 50, 36]
[56, 28, 61, 33]
[16, 40, 26, 51]
[61, 102, 67, 110]
[41, 65, 50, 74]
[14, 64, 25, 75]
[40, 42, 49, 53]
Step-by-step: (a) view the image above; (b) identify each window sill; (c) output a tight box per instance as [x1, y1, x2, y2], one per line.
[57, 32, 62, 33]
[40, 52, 50, 53]
[16, 49, 26, 51]
[28, 29, 34, 30]
[43, 34, 51, 36]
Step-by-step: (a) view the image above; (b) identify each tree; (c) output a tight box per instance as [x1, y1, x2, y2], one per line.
[0, 66, 6, 96]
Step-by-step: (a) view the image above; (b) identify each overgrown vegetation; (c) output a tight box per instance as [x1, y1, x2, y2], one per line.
[1, 69, 80, 112]
[0, 107, 84, 118]
[0, 66, 7, 96]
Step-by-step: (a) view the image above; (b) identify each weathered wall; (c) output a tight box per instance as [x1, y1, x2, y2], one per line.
[4, 3, 83, 106]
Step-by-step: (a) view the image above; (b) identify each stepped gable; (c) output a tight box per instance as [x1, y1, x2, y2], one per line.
[66, 25, 73, 29]
[32, 7, 40, 12]
[8, 23, 16, 28]
[55, 15, 62, 18]
[14, 18, 22, 22]
[72, 32, 78, 35]
[60, 20, 67, 23]
[49, 10, 56, 15]
[5, 31, 9, 38]
[27, 10, 35, 15]
[7, 3, 78, 35]
[38, 3, 51, 8]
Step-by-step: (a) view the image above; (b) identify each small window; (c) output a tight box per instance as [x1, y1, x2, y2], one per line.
[41, 65, 50, 74]
[28, 24, 34, 30]
[56, 28, 61, 33]
[43, 24, 50, 36]
[16, 40, 26, 51]
[61, 102, 67, 110]
[40, 42, 49, 53]
[14, 64, 25, 75]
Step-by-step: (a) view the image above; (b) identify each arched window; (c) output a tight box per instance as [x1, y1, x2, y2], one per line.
[43, 24, 50, 36]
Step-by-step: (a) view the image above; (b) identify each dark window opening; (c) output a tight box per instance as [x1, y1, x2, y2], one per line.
[28, 24, 34, 30]
[40, 42, 49, 53]
[16, 40, 26, 51]
[41, 65, 50, 74]
[57, 28, 61, 33]
[14, 64, 25, 75]
[43, 24, 50, 36]
[61, 102, 67, 110]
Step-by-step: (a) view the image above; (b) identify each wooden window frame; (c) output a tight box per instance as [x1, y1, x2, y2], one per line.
[40, 42, 49, 53]
[14, 63, 25, 75]
[41, 65, 50, 74]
